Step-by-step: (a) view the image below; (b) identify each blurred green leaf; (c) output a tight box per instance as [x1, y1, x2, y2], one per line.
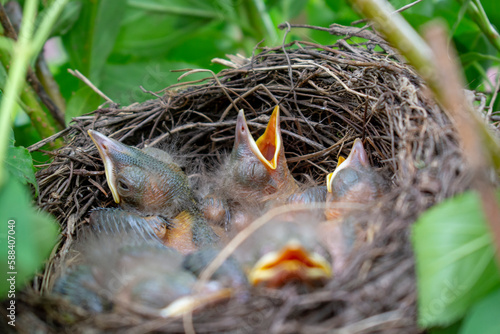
[459, 288, 500, 334]
[303, 0, 359, 45]
[62, 0, 126, 83]
[47, 0, 82, 36]
[52, 61, 82, 102]
[112, 3, 212, 59]
[65, 86, 102, 124]
[413, 190, 500, 328]
[0, 177, 59, 298]
[5, 130, 38, 196]
[281, 0, 308, 19]
[128, 0, 220, 18]
[481, 0, 500, 32]
[324, 0, 348, 12]
[100, 60, 207, 105]
[429, 320, 463, 334]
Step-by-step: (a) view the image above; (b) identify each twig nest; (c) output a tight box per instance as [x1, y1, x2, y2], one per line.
[27, 31, 477, 333]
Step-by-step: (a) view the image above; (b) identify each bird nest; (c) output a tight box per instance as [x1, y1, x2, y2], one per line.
[19, 25, 480, 333]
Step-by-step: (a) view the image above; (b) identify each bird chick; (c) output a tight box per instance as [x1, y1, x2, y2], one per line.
[286, 185, 328, 206]
[321, 138, 389, 274]
[201, 106, 298, 232]
[325, 138, 389, 220]
[234, 214, 332, 289]
[227, 106, 297, 203]
[53, 215, 235, 317]
[88, 130, 218, 252]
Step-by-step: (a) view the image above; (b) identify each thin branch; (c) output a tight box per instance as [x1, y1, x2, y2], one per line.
[68, 69, 115, 104]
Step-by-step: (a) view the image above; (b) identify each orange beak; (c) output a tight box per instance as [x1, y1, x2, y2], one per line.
[234, 106, 281, 170]
[248, 239, 332, 288]
[255, 106, 281, 170]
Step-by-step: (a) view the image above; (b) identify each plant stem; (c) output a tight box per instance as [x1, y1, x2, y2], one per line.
[0, 0, 38, 187]
[20, 83, 62, 144]
[1, 1, 67, 120]
[31, 0, 70, 54]
[464, 0, 500, 53]
[0, 0, 68, 187]
[36, 56, 67, 113]
[0, 46, 61, 136]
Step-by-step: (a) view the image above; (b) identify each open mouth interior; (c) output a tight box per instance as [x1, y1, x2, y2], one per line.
[254, 106, 281, 170]
[249, 242, 332, 286]
[257, 127, 277, 162]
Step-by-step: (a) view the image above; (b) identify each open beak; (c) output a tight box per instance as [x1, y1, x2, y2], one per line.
[235, 106, 281, 170]
[327, 138, 368, 193]
[248, 240, 332, 288]
[88, 130, 124, 203]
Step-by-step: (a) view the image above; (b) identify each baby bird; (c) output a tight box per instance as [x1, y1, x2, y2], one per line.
[201, 106, 298, 232]
[88, 130, 217, 252]
[234, 213, 332, 289]
[325, 138, 389, 220]
[321, 138, 389, 273]
[53, 211, 238, 317]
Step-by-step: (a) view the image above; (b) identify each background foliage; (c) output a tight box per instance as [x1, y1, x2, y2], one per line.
[0, 0, 499, 332]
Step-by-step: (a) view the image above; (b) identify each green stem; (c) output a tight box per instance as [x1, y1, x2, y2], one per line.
[35, 57, 66, 113]
[20, 83, 61, 145]
[0, 0, 39, 188]
[0, 0, 68, 187]
[31, 0, 70, 57]
[464, 0, 500, 53]
[0, 46, 60, 139]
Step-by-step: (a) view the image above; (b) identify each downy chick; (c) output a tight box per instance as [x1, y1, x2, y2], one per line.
[88, 130, 217, 252]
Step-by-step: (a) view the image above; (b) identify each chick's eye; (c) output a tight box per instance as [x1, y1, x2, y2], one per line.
[249, 163, 268, 183]
[249, 164, 257, 178]
[118, 180, 130, 191]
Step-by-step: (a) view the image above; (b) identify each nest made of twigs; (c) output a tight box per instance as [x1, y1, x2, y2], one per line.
[14, 27, 481, 333]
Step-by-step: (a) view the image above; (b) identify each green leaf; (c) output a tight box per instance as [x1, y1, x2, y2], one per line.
[281, 0, 308, 19]
[127, 0, 220, 18]
[61, 0, 126, 83]
[0, 177, 59, 298]
[65, 86, 103, 124]
[460, 288, 500, 334]
[4, 130, 39, 196]
[413, 190, 500, 328]
[429, 320, 463, 334]
[48, 0, 82, 36]
[112, 2, 213, 59]
[100, 60, 207, 105]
